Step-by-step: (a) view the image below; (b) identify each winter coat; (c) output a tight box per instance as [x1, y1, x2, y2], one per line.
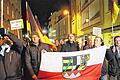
[0, 55, 6, 80]
[107, 46, 120, 76]
[25, 42, 51, 78]
[3, 33, 23, 80]
[60, 41, 79, 52]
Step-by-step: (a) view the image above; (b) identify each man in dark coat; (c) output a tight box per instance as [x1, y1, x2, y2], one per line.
[25, 31, 51, 80]
[0, 55, 6, 80]
[108, 36, 120, 80]
[61, 33, 79, 52]
[0, 37, 6, 80]
[0, 28, 23, 80]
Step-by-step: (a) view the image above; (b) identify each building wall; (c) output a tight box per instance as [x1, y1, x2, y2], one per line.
[70, 0, 120, 46]
[71, 0, 83, 37]
[70, 0, 77, 34]
[48, 9, 70, 40]
[48, 0, 120, 46]
[80, 0, 104, 34]
[0, 0, 22, 39]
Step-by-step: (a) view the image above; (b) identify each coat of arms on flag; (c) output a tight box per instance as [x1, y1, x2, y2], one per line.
[62, 54, 90, 79]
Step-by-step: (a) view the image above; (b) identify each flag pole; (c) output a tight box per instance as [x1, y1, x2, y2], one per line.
[111, 0, 114, 45]
[111, 0, 120, 45]
[111, 23, 114, 45]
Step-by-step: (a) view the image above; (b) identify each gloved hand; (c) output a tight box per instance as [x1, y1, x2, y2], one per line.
[0, 28, 8, 36]
[32, 74, 38, 80]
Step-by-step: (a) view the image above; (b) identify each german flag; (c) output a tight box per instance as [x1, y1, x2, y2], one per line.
[26, 2, 56, 49]
[26, 2, 31, 34]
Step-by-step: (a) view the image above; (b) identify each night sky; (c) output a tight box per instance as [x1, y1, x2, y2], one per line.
[27, 0, 69, 27]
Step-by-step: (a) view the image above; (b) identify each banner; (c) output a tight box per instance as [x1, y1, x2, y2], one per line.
[38, 46, 107, 80]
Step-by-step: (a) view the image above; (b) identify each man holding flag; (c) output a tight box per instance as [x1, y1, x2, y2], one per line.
[26, 1, 56, 52]
[25, 31, 51, 80]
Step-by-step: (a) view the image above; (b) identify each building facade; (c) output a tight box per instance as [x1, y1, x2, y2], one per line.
[48, 9, 70, 40]
[0, 0, 22, 39]
[48, 0, 120, 46]
[70, 0, 120, 46]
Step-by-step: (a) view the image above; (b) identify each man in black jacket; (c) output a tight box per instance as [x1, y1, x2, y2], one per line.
[60, 33, 79, 52]
[0, 28, 23, 80]
[25, 31, 51, 80]
[0, 55, 6, 80]
[108, 36, 120, 80]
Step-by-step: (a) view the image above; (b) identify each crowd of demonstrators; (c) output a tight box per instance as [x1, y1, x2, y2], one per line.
[0, 28, 23, 80]
[0, 29, 52, 80]
[60, 33, 79, 52]
[92, 36, 120, 80]
[81, 36, 120, 80]
[0, 27, 120, 80]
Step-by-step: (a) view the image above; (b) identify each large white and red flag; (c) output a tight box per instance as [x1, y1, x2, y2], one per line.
[38, 46, 107, 80]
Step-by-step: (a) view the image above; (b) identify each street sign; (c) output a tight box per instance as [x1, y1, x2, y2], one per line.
[10, 19, 24, 30]
[93, 27, 101, 36]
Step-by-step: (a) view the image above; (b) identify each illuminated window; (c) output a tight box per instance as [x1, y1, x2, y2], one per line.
[7, 6, 9, 15]
[12, 11, 14, 19]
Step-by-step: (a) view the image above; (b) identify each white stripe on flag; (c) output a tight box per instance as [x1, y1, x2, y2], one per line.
[77, 56, 81, 65]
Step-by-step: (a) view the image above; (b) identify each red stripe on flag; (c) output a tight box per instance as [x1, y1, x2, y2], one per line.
[37, 64, 102, 80]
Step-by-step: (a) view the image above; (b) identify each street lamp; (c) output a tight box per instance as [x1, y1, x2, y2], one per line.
[63, 10, 69, 15]
[85, 18, 89, 23]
